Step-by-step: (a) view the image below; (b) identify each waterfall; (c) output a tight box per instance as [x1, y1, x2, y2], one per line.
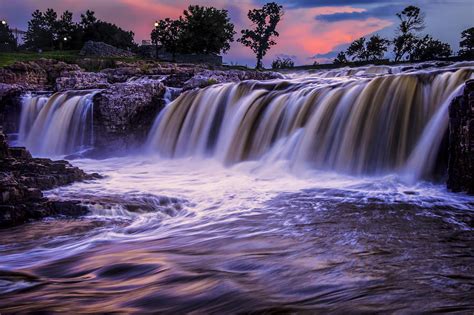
[146, 67, 473, 179]
[18, 90, 98, 157]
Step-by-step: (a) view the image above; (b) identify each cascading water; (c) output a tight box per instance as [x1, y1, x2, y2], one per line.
[18, 90, 98, 157]
[146, 66, 473, 180]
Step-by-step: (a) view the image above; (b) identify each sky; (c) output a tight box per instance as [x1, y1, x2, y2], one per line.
[1, 0, 473, 66]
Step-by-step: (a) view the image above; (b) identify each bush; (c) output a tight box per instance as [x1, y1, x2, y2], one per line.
[272, 57, 294, 69]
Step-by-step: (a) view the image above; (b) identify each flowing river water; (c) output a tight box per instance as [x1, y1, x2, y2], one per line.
[1, 63, 473, 313]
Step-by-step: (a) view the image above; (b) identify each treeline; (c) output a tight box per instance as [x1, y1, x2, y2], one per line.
[0, 2, 284, 68]
[2, 9, 135, 51]
[333, 6, 474, 65]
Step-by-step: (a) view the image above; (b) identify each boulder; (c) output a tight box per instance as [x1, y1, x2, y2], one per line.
[0, 59, 81, 88]
[182, 70, 284, 90]
[93, 79, 166, 153]
[55, 70, 109, 91]
[447, 79, 474, 194]
[80, 41, 135, 58]
[0, 129, 99, 227]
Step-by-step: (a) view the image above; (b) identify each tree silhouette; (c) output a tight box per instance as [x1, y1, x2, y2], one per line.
[271, 57, 294, 69]
[366, 35, 390, 61]
[0, 21, 16, 51]
[333, 52, 348, 65]
[459, 27, 474, 59]
[410, 35, 452, 61]
[179, 5, 235, 54]
[151, 18, 183, 59]
[80, 11, 136, 50]
[346, 37, 367, 61]
[393, 6, 425, 61]
[238, 2, 284, 69]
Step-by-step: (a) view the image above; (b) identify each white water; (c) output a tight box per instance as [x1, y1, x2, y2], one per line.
[146, 66, 473, 180]
[18, 90, 97, 156]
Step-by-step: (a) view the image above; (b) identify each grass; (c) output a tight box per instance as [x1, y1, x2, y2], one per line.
[0, 50, 142, 71]
[0, 50, 81, 67]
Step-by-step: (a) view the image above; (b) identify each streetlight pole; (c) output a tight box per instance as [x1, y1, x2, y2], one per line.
[154, 21, 159, 59]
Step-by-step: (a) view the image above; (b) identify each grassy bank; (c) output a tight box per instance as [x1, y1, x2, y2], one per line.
[0, 50, 141, 71]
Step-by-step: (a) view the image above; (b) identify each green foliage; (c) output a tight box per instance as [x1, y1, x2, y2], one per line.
[410, 35, 452, 61]
[346, 35, 389, 62]
[366, 35, 390, 61]
[346, 37, 367, 61]
[393, 6, 425, 61]
[333, 52, 347, 65]
[459, 27, 474, 58]
[151, 5, 235, 57]
[80, 10, 136, 50]
[24, 9, 136, 51]
[0, 22, 16, 51]
[271, 57, 294, 69]
[180, 5, 235, 54]
[238, 2, 284, 69]
[151, 18, 183, 57]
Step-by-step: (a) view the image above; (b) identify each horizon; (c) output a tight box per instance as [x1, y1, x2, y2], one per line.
[1, 0, 473, 65]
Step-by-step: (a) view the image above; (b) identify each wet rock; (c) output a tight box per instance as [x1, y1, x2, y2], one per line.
[80, 41, 135, 58]
[447, 79, 474, 194]
[182, 70, 284, 90]
[92, 79, 166, 153]
[55, 70, 109, 91]
[0, 59, 81, 88]
[0, 130, 98, 227]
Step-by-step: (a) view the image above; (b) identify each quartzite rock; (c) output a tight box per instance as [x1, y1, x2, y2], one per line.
[0, 130, 99, 227]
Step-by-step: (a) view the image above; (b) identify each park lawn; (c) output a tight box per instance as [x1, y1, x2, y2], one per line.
[0, 50, 82, 67]
[0, 50, 142, 70]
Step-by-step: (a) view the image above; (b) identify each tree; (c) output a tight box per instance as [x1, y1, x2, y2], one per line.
[410, 35, 452, 61]
[179, 5, 235, 54]
[151, 18, 184, 58]
[393, 6, 425, 61]
[271, 57, 294, 69]
[333, 51, 347, 65]
[24, 8, 78, 50]
[238, 2, 284, 69]
[0, 21, 16, 51]
[346, 37, 367, 61]
[24, 9, 55, 50]
[365, 35, 390, 61]
[459, 27, 474, 59]
[80, 11, 136, 50]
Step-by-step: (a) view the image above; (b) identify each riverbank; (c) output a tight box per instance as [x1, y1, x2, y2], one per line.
[0, 130, 101, 227]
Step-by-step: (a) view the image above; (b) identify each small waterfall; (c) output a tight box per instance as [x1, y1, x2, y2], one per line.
[146, 66, 473, 180]
[18, 90, 98, 157]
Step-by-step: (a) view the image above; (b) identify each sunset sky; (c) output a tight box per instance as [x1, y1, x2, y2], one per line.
[1, 0, 473, 66]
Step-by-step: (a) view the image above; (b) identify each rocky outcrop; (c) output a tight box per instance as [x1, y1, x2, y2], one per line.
[182, 70, 284, 90]
[55, 70, 109, 91]
[447, 79, 474, 194]
[0, 59, 81, 88]
[0, 130, 99, 227]
[93, 79, 166, 153]
[80, 41, 135, 58]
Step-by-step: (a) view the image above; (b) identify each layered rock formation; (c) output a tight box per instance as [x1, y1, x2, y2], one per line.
[80, 41, 135, 58]
[0, 130, 99, 227]
[93, 79, 166, 152]
[448, 79, 474, 194]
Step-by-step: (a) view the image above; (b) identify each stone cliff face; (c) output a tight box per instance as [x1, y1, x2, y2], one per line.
[448, 79, 474, 194]
[0, 130, 99, 227]
[93, 79, 166, 153]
